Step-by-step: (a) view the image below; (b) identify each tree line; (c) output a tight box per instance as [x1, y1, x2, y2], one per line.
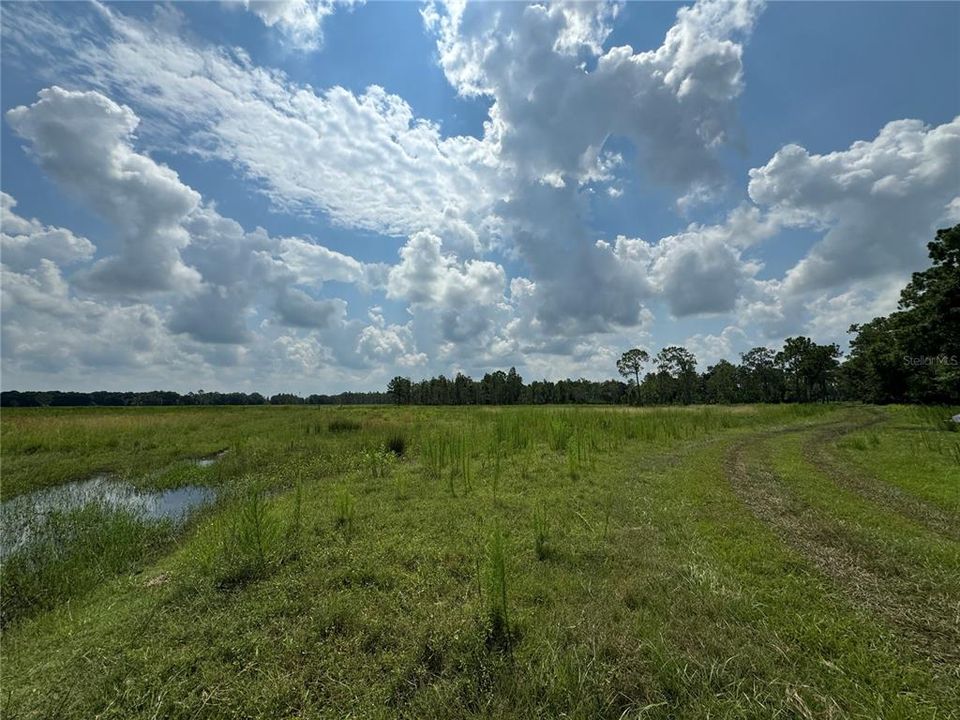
[386, 224, 958, 407]
[384, 335, 845, 407]
[0, 389, 389, 408]
[2, 225, 955, 409]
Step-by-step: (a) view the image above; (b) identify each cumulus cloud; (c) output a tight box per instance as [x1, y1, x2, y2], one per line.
[425, 0, 761, 187]
[749, 116, 960, 294]
[421, 0, 761, 337]
[387, 231, 509, 347]
[1, 192, 95, 272]
[235, 0, 361, 51]
[7, 87, 202, 294]
[355, 308, 426, 367]
[3, 85, 384, 381]
[274, 288, 347, 329]
[1, 3, 500, 252]
[652, 230, 756, 317]
[1, 259, 173, 374]
[7, 0, 950, 391]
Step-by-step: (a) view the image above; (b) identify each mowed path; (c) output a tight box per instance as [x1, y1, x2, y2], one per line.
[725, 411, 960, 670]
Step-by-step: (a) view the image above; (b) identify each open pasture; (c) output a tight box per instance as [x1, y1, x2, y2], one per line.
[1, 403, 958, 719]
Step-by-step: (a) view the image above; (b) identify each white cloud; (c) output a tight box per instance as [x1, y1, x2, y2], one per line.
[652, 230, 756, 317]
[8, 0, 951, 391]
[1, 192, 95, 272]
[6, 87, 202, 295]
[1, 3, 500, 252]
[1, 259, 175, 374]
[421, 0, 761, 337]
[3, 86, 384, 376]
[236, 0, 358, 52]
[274, 288, 347, 329]
[748, 116, 960, 294]
[355, 308, 426, 367]
[278, 236, 372, 286]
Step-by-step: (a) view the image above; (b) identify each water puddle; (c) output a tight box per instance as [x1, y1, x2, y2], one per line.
[195, 450, 228, 468]
[0, 476, 216, 557]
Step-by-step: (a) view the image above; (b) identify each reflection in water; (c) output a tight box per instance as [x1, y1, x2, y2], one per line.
[1, 476, 216, 557]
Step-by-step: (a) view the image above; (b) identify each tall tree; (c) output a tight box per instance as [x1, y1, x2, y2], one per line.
[739, 347, 782, 403]
[704, 359, 739, 404]
[616, 348, 650, 403]
[655, 346, 699, 404]
[387, 376, 412, 405]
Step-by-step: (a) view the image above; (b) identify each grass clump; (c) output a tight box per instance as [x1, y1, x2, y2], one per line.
[328, 417, 362, 433]
[484, 526, 513, 650]
[211, 483, 299, 590]
[386, 433, 407, 457]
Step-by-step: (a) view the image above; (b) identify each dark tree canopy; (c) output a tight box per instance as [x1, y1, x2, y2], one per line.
[843, 224, 959, 404]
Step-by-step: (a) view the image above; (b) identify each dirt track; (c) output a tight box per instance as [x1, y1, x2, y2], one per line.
[724, 415, 960, 670]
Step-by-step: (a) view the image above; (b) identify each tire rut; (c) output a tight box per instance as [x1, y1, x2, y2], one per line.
[725, 422, 960, 669]
[802, 416, 960, 542]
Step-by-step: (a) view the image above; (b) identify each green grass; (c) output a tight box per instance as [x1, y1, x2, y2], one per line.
[1, 501, 174, 626]
[835, 405, 960, 514]
[1, 403, 957, 718]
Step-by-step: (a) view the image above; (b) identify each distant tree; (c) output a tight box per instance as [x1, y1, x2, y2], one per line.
[617, 348, 650, 404]
[506, 367, 524, 404]
[387, 376, 412, 405]
[704, 359, 739, 404]
[739, 347, 782, 403]
[655, 346, 698, 404]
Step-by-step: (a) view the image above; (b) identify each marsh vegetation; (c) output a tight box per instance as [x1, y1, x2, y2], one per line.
[0, 403, 958, 718]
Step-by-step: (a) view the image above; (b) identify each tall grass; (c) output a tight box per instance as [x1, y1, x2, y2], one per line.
[335, 487, 356, 537]
[1, 503, 173, 625]
[328, 417, 362, 433]
[422, 431, 474, 495]
[532, 503, 550, 561]
[211, 482, 300, 589]
[484, 526, 512, 649]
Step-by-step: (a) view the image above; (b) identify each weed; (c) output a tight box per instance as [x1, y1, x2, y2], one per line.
[532, 503, 550, 561]
[335, 487, 356, 535]
[484, 526, 512, 649]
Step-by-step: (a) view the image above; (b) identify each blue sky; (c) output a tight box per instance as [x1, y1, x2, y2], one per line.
[2, 1, 958, 394]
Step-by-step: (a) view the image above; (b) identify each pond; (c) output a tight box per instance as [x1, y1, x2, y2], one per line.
[0, 475, 216, 558]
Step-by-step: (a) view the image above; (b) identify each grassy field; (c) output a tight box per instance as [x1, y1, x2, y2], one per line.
[0, 403, 958, 718]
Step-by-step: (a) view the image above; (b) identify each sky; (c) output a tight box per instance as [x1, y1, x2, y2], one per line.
[1, 0, 958, 395]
